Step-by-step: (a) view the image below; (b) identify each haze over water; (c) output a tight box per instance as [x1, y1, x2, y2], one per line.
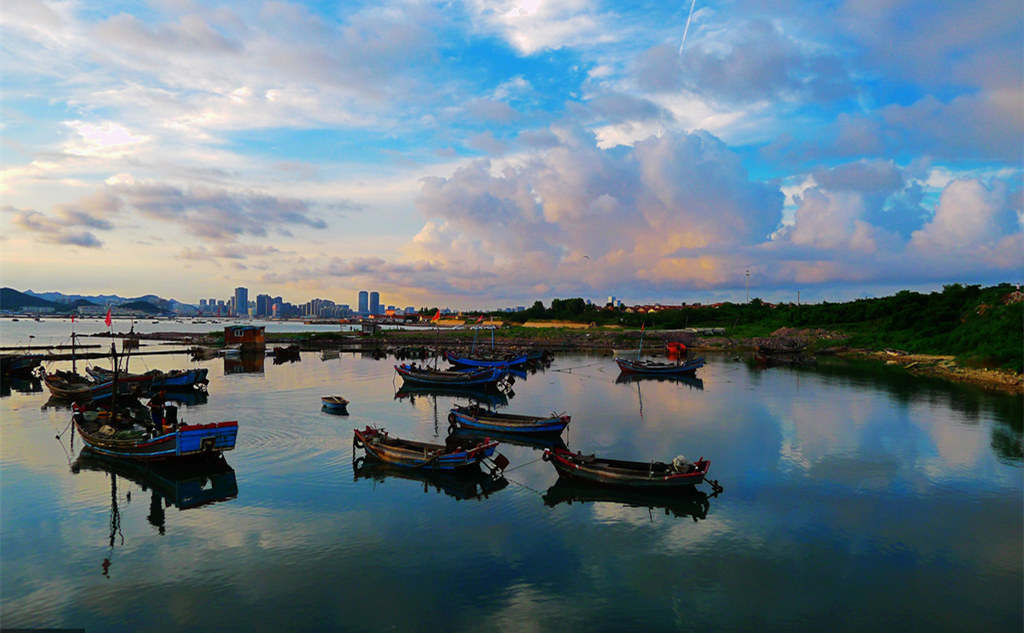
[1, 324, 1021, 632]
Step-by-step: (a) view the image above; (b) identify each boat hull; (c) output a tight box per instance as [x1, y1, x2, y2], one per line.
[74, 416, 238, 461]
[543, 447, 709, 488]
[614, 357, 705, 376]
[448, 405, 569, 434]
[395, 364, 508, 389]
[444, 351, 529, 368]
[321, 396, 349, 414]
[353, 426, 497, 470]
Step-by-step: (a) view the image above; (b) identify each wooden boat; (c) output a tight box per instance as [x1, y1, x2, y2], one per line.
[1, 353, 44, 376]
[87, 366, 209, 390]
[448, 403, 570, 435]
[614, 356, 705, 376]
[320, 349, 340, 361]
[542, 447, 710, 489]
[321, 395, 349, 414]
[43, 369, 151, 401]
[542, 477, 713, 520]
[443, 350, 529, 368]
[72, 403, 238, 461]
[394, 363, 509, 389]
[353, 426, 503, 471]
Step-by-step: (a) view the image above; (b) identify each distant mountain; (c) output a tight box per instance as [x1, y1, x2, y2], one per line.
[120, 300, 171, 315]
[23, 290, 196, 311]
[1, 288, 69, 312]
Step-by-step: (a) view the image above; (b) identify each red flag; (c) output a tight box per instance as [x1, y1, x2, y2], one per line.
[430, 309, 440, 322]
[105, 307, 112, 327]
[640, 322, 645, 332]
[71, 315, 75, 323]
[476, 314, 484, 323]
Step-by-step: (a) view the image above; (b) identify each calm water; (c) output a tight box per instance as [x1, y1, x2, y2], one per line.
[1, 327, 1021, 632]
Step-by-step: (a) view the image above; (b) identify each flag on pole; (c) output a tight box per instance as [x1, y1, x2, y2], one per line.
[71, 315, 75, 323]
[640, 322, 645, 332]
[105, 308, 112, 327]
[430, 309, 440, 322]
[476, 314, 484, 323]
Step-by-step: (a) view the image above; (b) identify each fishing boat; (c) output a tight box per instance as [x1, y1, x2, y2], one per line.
[87, 366, 209, 391]
[72, 403, 238, 461]
[43, 369, 151, 401]
[448, 403, 570, 435]
[353, 426, 505, 472]
[614, 356, 705, 376]
[320, 349, 340, 361]
[394, 363, 509, 390]
[321, 395, 349, 414]
[443, 350, 529, 368]
[0, 353, 45, 377]
[542, 447, 712, 489]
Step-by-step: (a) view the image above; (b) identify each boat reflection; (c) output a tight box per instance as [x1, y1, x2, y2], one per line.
[394, 384, 512, 409]
[0, 373, 43, 397]
[614, 373, 704, 390]
[71, 451, 238, 577]
[72, 450, 238, 511]
[448, 427, 568, 452]
[353, 455, 508, 501]
[542, 477, 714, 521]
[224, 353, 264, 374]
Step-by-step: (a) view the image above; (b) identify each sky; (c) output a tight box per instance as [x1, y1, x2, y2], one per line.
[2, 0, 1022, 310]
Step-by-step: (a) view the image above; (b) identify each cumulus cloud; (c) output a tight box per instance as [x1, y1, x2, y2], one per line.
[635, 21, 854, 105]
[908, 178, 1022, 269]
[111, 182, 327, 240]
[466, 0, 614, 55]
[407, 127, 784, 299]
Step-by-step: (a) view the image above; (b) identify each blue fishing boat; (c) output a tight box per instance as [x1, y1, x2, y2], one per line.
[88, 366, 209, 391]
[448, 403, 570, 435]
[72, 404, 238, 461]
[443, 350, 530, 368]
[321, 395, 349, 414]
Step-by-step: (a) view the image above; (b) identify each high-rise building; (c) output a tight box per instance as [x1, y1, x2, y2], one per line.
[234, 287, 248, 317]
[370, 291, 380, 315]
[256, 294, 272, 317]
[358, 291, 368, 314]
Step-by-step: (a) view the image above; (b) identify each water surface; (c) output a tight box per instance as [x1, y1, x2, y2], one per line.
[1, 337, 1020, 632]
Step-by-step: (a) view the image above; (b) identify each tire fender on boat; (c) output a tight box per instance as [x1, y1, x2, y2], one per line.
[353, 436, 364, 449]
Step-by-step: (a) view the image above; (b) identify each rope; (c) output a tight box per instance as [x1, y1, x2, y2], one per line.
[500, 454, 544, 473]
[549, 360, 607, 373]
[504, 475, 546, 497]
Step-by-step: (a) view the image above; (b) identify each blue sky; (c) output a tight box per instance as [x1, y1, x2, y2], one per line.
[3, 0, 1021, 309]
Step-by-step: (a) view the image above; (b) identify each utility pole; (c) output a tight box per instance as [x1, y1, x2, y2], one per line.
[745, 269, 750, 304]
[797, 290, 800, 306]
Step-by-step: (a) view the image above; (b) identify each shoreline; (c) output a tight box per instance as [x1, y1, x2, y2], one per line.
[84, 326, 1024, 396]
